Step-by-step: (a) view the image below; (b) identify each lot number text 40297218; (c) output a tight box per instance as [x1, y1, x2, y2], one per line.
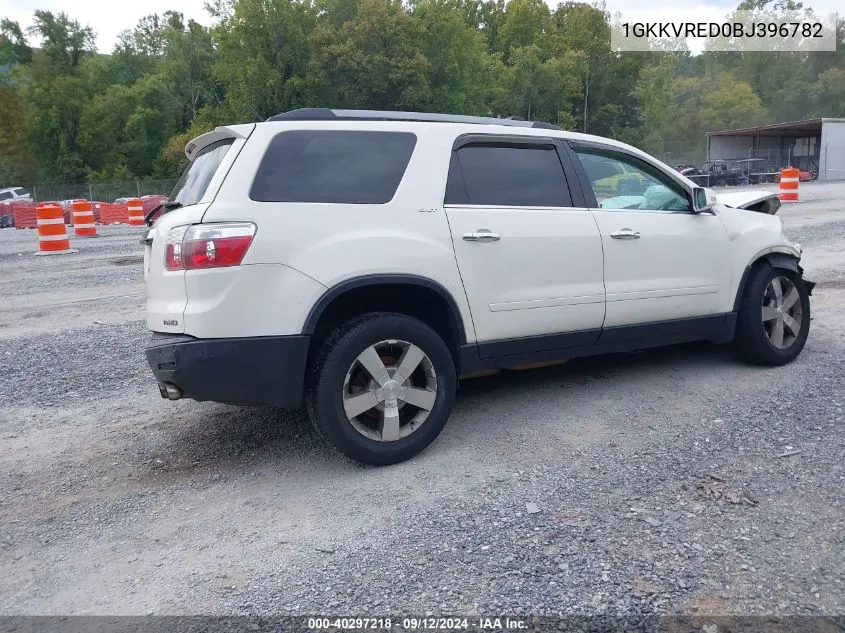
[306, 616, 530, 630]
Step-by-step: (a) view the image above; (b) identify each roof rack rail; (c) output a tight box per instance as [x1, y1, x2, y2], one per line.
[266, 108, 564, 131]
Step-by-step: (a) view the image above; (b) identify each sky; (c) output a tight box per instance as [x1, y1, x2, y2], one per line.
[1, 0, 214, 51]
[0, 0, 839, 54]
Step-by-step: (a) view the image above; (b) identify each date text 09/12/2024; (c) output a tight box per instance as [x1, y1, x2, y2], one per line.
[307, 617, 530, 631]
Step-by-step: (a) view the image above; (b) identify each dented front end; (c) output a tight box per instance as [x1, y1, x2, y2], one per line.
[716, 191, 782, 215]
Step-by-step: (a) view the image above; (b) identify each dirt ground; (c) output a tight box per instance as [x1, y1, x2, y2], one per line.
[0, 183, 843, 620]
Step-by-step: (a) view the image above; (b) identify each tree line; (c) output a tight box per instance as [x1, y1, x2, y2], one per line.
[1, 0, 843, 187]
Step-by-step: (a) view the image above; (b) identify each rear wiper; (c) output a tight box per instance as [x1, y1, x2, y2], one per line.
[144, 201, 182, 226]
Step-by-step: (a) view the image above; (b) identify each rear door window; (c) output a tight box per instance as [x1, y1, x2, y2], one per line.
[446, 144, 572, 207]
[170, 138, 235, 206]
[250, 130, 417, 204]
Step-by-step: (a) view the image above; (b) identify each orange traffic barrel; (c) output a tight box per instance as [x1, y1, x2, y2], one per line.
[778, 167, 799, 202]
[71, 200, 98, 237]
[127, 197, 145, 226]
[34, 203, 77, 256]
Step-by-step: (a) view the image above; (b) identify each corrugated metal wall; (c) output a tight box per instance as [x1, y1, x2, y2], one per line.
[708, 135, 755, 160]
[820, 120, 845, 181]
[707, 132, 822, 174]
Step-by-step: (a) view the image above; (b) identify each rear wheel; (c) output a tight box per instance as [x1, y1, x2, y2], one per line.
[305, 313, 457, 465]
[734, 264, 810, 365]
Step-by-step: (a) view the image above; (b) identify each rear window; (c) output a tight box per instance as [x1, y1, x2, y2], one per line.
[170, 138, 235, 206]
[250, 130, 417, 204]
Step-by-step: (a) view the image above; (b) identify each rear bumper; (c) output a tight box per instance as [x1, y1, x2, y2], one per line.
[145, 332, 310, 408]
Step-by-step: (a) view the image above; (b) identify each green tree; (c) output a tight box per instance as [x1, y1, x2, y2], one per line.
[23, 73, 90, 182]
[111, 14, 171, 84]
[498, 0, 550, 57]
[160, 14, 217, 126]
[307, 0, 431, 109]
[27, 11, 94, 73]
[410, 0, 496, 114]
[700, 74, 768, 132]
[550, 2, 643, 135]
[19, 12, 96, 182]
[213, 0, 317, 120]
[634, 54, 680, 155]
[476, 0, 506, 52]
[810, 68, 845, 117]
[1, 19, 32, 67]
[0, 85, 35, 183]
[636, 57, 767, 161]
[503, 44, 581, 123]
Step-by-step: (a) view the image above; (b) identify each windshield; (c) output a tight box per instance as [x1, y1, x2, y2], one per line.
[169, 138, 235, 206]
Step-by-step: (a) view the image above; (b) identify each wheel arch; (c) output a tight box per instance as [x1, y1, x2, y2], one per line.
[302, 274, 469, 365]
[732, 251, 802, 312]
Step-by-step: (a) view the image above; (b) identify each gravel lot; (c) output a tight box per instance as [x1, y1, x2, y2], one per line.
[1, 183, 843, 622]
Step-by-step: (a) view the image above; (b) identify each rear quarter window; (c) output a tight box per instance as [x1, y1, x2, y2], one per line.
[170, 138, 235, 207]
[249, 130, 417, 204]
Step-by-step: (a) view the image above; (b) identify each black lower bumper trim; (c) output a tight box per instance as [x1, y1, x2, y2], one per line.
[145, 333, 310, 408]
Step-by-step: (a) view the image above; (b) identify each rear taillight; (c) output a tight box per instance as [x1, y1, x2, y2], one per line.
[164, 225, 189, 270]
[164, 222, 256, 271]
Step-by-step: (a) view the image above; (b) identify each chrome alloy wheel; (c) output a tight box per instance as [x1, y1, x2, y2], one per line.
[342, 339, 438, 442]
[761, 275, 803, 350]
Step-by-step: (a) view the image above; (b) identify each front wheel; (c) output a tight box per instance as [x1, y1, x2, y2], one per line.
[305, 313, 457, 465]
[734, 264, 811, 365]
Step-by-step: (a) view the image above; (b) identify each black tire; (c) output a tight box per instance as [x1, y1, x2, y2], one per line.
[305, 312, 457, 465]
[734, 263, 810, 366]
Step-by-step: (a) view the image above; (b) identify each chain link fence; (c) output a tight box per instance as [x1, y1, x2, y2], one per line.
[15, 180, 179, 204]
[652, 147, 703, 170]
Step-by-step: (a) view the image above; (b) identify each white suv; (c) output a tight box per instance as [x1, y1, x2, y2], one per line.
[143, 108, 814, 465]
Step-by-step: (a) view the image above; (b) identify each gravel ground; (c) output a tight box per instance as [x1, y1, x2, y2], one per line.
[0, 185, 843, 624]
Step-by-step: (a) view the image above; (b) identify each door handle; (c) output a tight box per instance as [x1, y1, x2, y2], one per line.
[462, 229, 501, 242]
[610, 228, 640, 240]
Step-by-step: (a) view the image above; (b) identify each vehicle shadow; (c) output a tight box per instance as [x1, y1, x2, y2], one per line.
[137, 341, 742, 480]
[136, 402, 333, 481]
[455, 340, 737, 399]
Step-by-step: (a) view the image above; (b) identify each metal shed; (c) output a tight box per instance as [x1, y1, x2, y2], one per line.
[706, 118, 845, 181]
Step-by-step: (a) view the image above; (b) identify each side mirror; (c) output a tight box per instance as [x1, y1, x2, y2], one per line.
[692, 187, 717, 213]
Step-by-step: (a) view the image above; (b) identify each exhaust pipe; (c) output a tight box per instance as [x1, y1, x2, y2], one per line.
[158, 383, 184, 400]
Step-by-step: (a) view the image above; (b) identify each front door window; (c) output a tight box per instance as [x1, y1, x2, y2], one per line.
[574, 149, 692, 212]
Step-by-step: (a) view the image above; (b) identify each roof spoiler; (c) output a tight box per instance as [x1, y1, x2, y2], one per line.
[184, 124, 256, 161]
